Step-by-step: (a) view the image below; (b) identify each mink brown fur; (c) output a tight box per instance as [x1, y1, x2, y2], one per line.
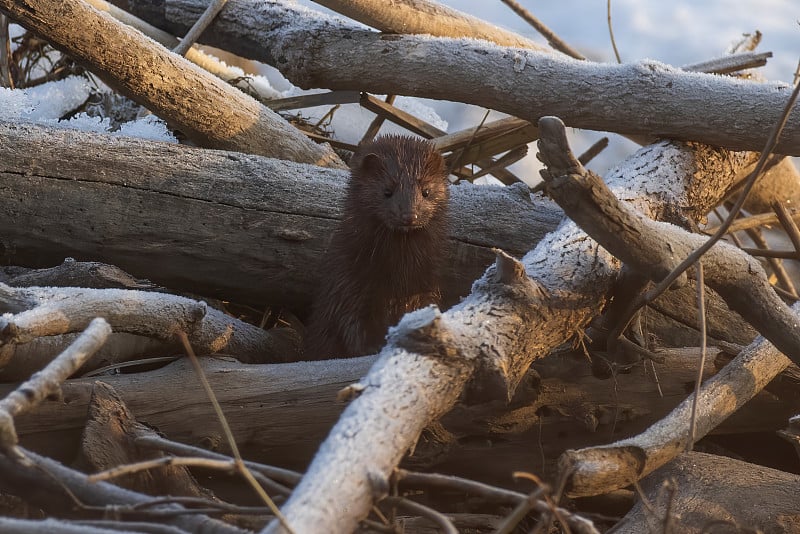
[304, 135, 450, 360]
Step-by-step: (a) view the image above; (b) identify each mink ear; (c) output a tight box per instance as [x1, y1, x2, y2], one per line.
[358, 153, 383, 177]
[428, 151, 447, 178]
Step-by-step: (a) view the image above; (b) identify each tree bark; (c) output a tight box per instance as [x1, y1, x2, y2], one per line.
[116, 0, 800, 154]
[612, 452, 800, 533]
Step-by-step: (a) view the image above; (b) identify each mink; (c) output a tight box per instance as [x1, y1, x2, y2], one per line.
[304, 134, 450, 360]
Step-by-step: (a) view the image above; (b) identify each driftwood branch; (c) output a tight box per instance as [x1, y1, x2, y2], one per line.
[118, 0, 800, 154]
[0, 0, 343, 166]
[559, 319, 796, 497]
[0, 284, 296, 364]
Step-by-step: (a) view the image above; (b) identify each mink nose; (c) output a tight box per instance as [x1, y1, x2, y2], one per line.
[401, 213, 418, 226]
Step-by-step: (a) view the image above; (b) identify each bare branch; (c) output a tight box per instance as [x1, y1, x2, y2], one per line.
[0, 284, 296, 363]
[537, 115, 800, 366]
[0, 318, 110, 457]
[499, 0, 585, 59]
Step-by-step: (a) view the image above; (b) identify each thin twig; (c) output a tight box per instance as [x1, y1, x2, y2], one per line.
[607, 0, 621, 63]
[794, 57, 800, 87]
[88, 456, 235, 482]
[173, 0, 229, 56]
[499, 0, 585, 60]
[448, 109, 491, 176]
[741, 247, 800, 259]
[744, 226, 799, 296]
[396, 469, 526, 504]
[135, 433, 301, 486]
[687, 262, 706, 451]
[773, 200, 800, 255]
[682, 51, 772, 75]
[176, 332, 295, 533]
[467, 145, 528, 179]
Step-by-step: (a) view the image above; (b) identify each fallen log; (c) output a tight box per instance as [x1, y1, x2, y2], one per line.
[0, 120, 563, 310]
[613, 452, 800, 533]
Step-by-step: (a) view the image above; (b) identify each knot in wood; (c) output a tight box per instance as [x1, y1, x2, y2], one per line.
[479, 249, 548, 304]
[388, 305, 457, 358]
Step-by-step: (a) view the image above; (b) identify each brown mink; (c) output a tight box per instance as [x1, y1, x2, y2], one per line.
[304, 134, 450, 360]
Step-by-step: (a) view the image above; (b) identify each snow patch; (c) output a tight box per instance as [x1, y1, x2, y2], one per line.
[0, 87, 32, 121]
[114, 115, 177, 143]
[23, 76, 92, 121]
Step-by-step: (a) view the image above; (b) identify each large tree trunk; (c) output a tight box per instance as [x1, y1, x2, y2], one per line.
[11, 349, 798, 471]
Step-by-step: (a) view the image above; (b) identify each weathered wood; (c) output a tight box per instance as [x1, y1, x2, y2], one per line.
[84, 0, 283, 102]
[0, 120, 563, 310]
[613, 452, 800, 533]
[0, 0, 343, 167]
[560, 318, 797, 498]
[118, 0, 800, 154]
[14, 356, 373, 466]
[311, 0, 549, 52]
[10, 350, 798, 473]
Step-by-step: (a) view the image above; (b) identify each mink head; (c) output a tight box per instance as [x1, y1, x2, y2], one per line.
[348, 135, 449, 231]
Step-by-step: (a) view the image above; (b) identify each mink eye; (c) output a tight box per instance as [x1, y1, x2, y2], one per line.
[384, 189, 393, 198]
[421, 188, 431, 198]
